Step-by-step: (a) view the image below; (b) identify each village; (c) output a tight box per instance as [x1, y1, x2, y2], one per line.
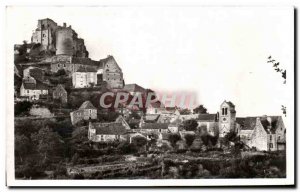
[14, 18, 287, 179]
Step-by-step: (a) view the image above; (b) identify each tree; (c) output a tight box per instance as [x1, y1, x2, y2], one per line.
[131, 136, 147, 148]
[267, 56, 287, 116]
[193, 105, 208, 114]
[267, 56, 286, 84]
[182, 119, 198, 131]
[168, 133, 181, 148]
[224, 131, 238, 143]
[179, 108, 191, 115]
[15, 134, 31, 163]
[184, 134, 195, 147]
[55, 69, 66, 76]
[117, 142, 138, 154]
[31, 126, 64, 162]
[14, 101, 33, 116]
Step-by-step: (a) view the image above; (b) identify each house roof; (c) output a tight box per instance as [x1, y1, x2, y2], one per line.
[76, 66, 97, 73]
[22, 80, 48, 90]
[71, 57, 100, 66]
[91, 122, 128, 135]
[123, 84, 146, 93]
[238, 116, 281, 134]
[141, 123, 169, 130]
[23, 83, 36, 90]
[144, 114, 160, 123]
[54, 84, 67, 93]
[79, 101, 97, 110]
[197, 114, 217, 121]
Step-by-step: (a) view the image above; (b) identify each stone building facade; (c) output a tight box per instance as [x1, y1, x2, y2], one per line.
[219, 101, 236, 137]
[31, 18, 88, 57]
[20, 77, 49, 100]
[88, 120, 130, 142]
[70, 101, 97, 125]
[31, 18, 58, 52]
[100, 56, 124, 89]
[52, 84, 68, 103]
[237, 116, 286, 151]
[72, 67, 97, 88]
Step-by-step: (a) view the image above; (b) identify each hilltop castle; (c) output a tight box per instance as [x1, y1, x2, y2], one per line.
[16, 18, 125, 95]
[31, 18, 88, 57]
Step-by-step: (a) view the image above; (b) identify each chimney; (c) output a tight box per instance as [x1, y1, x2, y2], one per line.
[63, 22, 66, 27]
[69, 25, 72, 29]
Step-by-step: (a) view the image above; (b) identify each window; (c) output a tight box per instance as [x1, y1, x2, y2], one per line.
[278, 136, 280, 140]
[101, 135, 104, 141]
[269, 143, 273, 148]
[58, 64, 60, 67]
[63, 64, 66, 67]
[270, 135, 272, 141]
[225, 108, 228, 115]
[42, 34, 46, 37]
[222, 108, 224, 115]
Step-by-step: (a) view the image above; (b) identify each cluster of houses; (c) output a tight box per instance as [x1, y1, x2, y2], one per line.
[70, 96, 286, 151]
[16, 18, 125, 101]
[15, 18, 287, 152]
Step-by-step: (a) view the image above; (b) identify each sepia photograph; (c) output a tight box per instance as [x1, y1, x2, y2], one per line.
[6, 5, 295, 187]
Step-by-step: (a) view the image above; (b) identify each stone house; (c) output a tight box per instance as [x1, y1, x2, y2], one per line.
[52, 84, 67, 103]
[197, 113, 219, 136]
[20, 78, 49, 100]
[50, 55, 99, 75]
[146, 102, 165, 115]
[100, 55, 124, 89]
[136, 118, 170, 139]
[237, 116, 286, 151]
[70, 101, 97, 125]
[123, 84, 146, 95]
[72, 67, 97, 88]
[88, 122, 129, 142]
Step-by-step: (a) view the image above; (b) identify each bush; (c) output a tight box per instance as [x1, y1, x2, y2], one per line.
[117, 142, 138, 154]
[15, 101, 33, 116]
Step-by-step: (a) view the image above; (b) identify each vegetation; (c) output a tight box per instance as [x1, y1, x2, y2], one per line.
[193, 105, 208, 114]
[181, 119, 198, 131]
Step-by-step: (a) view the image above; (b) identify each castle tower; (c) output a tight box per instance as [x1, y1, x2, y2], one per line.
[55, 25, 74, 56]
[31, 18, 58, 51]
[219, 100, 236, 137]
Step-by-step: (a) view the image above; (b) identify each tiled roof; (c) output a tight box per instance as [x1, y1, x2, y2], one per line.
[23, 83, 36, 90]
[141, 123, 169, 130]
[76, 66, 97, 73]
[91, 122, 128, 135]
[144, 114, 160, 122]
[236, 117, 246, 126]
[197, 114, 217, 121]
[71, 57, 100, 66]
[54, 84, 67, 93]
[22, 80, 48, 90]
[238, 116, 281, 134]
[123, 84, 145, 93]
[79, 101, 97, 110]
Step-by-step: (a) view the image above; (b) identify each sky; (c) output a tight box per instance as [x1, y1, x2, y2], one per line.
[7, 6, 294, 117]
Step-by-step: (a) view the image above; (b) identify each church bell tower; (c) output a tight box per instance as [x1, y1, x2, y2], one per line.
[219, 100, 236, 137]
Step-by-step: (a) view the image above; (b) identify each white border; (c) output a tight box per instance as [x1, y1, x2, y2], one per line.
[4, 1, 295, 187]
